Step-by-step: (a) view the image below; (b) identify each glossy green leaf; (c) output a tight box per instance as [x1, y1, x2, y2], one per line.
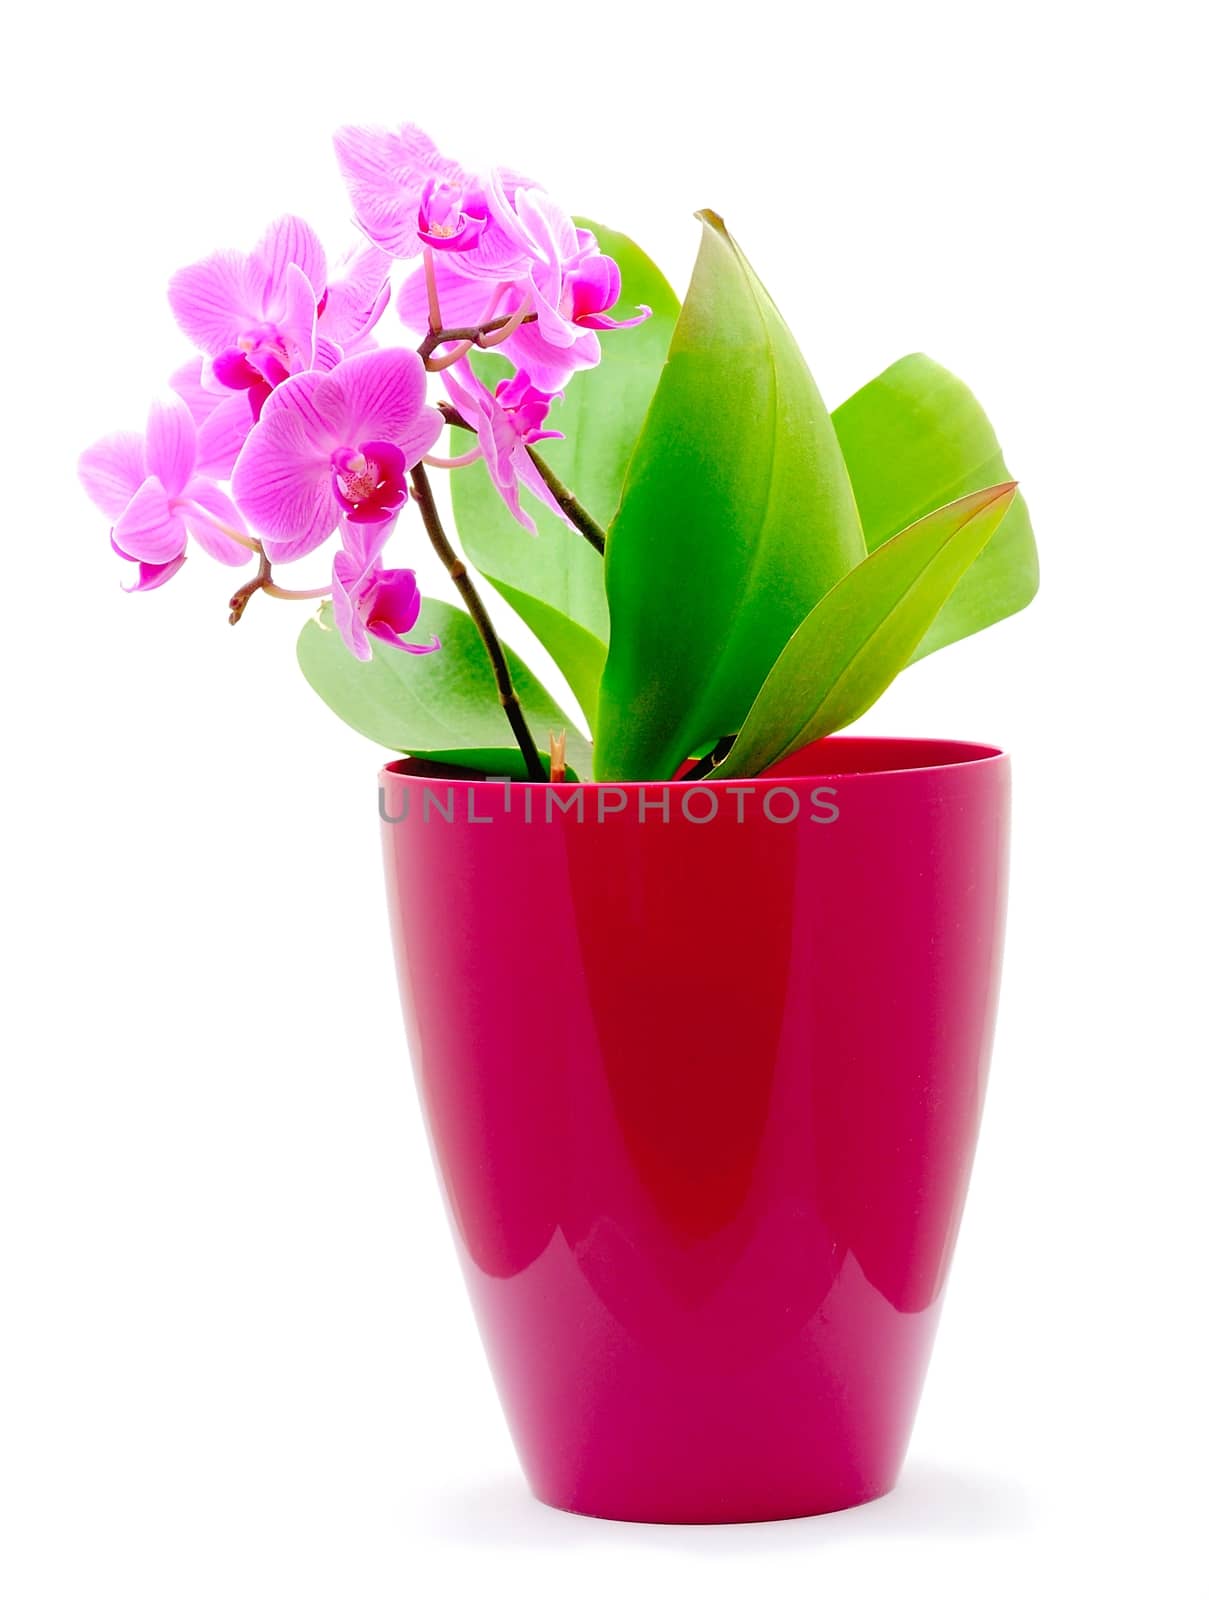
[832, 353, 1039, 659]
[450, 221, 679, 731]
[594, 211, 866, 780]
[712, 483, 1019, 780]
[297, 597, 591, 779]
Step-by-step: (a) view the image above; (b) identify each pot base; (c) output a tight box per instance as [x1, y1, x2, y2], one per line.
[534, 1480, 895, 1526]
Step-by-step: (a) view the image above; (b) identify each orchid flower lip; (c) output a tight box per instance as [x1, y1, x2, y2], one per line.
[330, 438, 410, 522]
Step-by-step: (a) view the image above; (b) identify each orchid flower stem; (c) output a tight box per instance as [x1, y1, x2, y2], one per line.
[179, 499, 260, 553]
[228, 546, 330, 623]
[229, 546, 273, 625]
[525, 448, 607, 555]
[423, 247, 443, 333]
[264, 582, 333, 601]
[479, 296, 532, 348]
[409, 463, 547, 783]
[426, 339, 474, 372]
[418, 310, 539, 366]
[424, 446, 483, 469]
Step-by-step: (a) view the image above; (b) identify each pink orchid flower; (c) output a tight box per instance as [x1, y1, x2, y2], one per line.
[398, 211, 650, 390]
[169, 216, 332, 420]
[231, 347, 442, 563]
[79, 397, 253, 590]
[442, 365, 577, 537]
[169, 217, 390, 426]
[487, 196, 651, 388]
[331, 522, 439, 662]
[334, 121, 534, 275]
[168, 240, 392, 473]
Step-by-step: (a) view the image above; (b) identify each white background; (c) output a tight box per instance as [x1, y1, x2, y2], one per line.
[2, 1, 1206, 1594]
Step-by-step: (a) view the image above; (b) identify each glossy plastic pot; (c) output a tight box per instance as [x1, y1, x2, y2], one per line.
[379, 736, 1010, 1524]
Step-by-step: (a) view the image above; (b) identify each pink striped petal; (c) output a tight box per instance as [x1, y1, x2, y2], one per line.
[502, 320, 601, 391]
[515, 186, 579, 267]
[195, 393, 254, 478]
[277, 261, 318, 373]
[168, 250, 255, 355]
[170, 359, 231, 425]
[112, 476, 188, 564]
[231, 410, 336, 562]
[340, 518, 393, 571]
[321, 244, 391, 348]
[255, 215, 327, 298]
[79, 432, 146, 519]
[312, 348, 436, 454]
[313, 335, 344, 373]
[144, 397, 196, 497]
[260, 369, 332, 439]
[180, 478, 255, 567]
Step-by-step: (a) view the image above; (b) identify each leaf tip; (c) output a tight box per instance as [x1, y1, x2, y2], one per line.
[694, 207, 728, 235]
[970, 479, 1019, 513]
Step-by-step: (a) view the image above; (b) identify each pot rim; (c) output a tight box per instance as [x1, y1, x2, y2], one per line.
[380, 734, 1008, 790]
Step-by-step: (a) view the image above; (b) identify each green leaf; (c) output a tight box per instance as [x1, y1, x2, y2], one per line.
[712, 483, 1019, 780]
[832, 353, 1039, 659]
[450, 221, 679, 731]
[296, 596, 592, 779]
[594, 211, 866, 780]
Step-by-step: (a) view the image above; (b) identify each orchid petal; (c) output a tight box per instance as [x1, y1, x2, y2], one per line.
[515, 187, 579, 267]
[260, 369, 331, 439]
[112, 476, 188, 564]
[372, 627, 441, 655]
[330, 544, 373, 660]
[79, 431, 146, 519]
[313, 348, 438, 459]
[501, 320, 601, 391]
[170, 359, 231, 425]
[231, 410, 335, 561]
[340, 518, 393, 570]
[367, 567, 423, 636]
[515, 448, 578, 535]
[278, 261, 318, 374]
[321, 244, 392, 347]
[195, 393, 254, 478]
[113, 541, 188, 593]
[144, 396, 196, 498]
[313, 335, 344, 373]
[168, 250, 255, 355]
[180, 478, 255, 567]
[577, 305, 653, 332]
[256, 215, 327, 299]
[480, 169, 542, 261]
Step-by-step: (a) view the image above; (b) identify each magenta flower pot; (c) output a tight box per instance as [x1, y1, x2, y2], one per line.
[379, 735, 1010, 1524]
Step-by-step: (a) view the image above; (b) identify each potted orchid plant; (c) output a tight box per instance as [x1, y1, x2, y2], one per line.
[81, 119, 1037, 1525]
